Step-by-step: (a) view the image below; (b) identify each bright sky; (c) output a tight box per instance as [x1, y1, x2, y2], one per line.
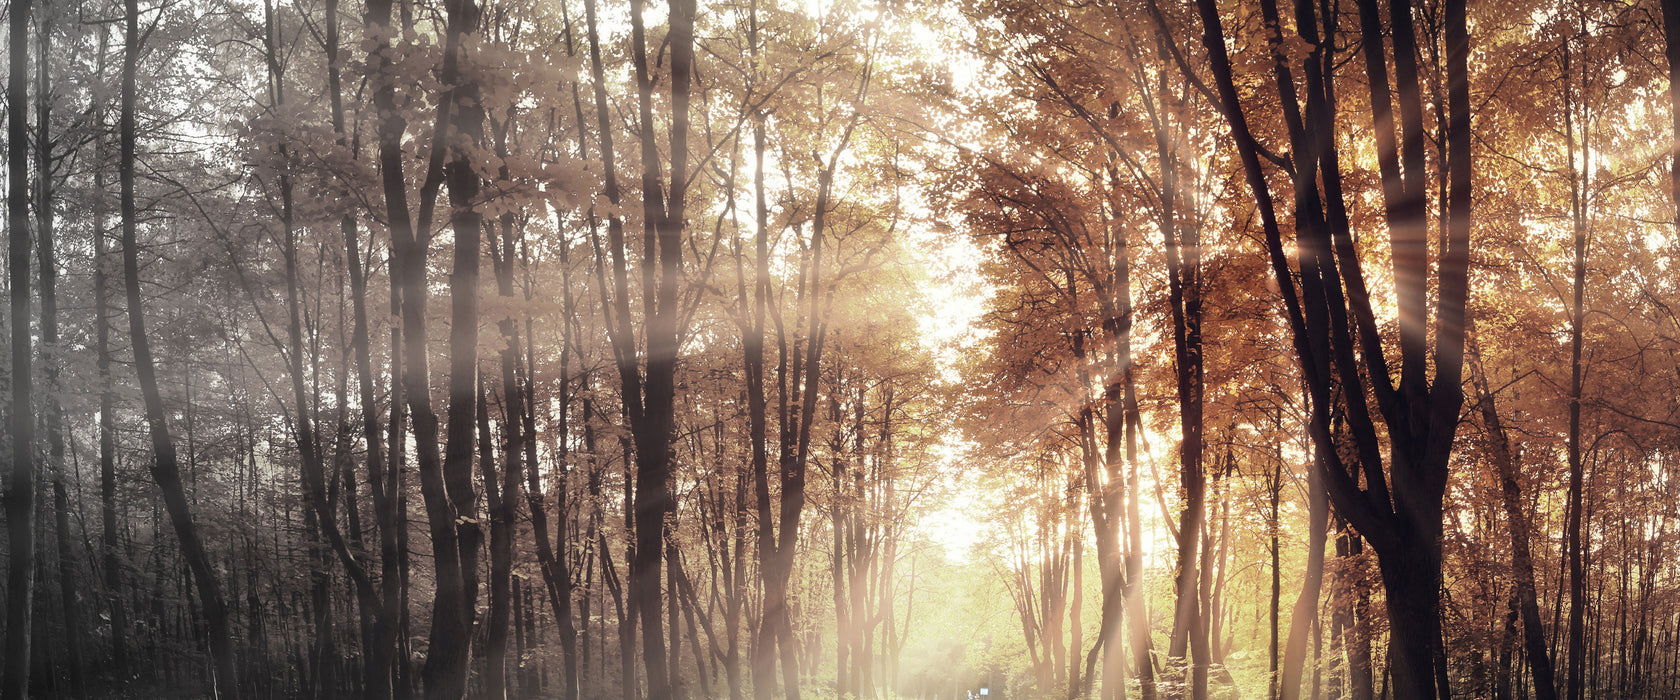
[905, 209, 992, 560]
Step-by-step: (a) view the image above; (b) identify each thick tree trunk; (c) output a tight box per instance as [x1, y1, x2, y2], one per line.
[1376, 538, 1445, 700]
[619, 0, 696, 695]
[438, 0, 486, 685]
[1183, 0, 1475, 695]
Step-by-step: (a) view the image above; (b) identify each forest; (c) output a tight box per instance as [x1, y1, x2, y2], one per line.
[1, 0, 1679, 697]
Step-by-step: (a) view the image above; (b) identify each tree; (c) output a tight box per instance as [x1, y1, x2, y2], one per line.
[118, 0, 239, 693]
[2, 0, 35, 689]
[1179, 0, 1475, 695]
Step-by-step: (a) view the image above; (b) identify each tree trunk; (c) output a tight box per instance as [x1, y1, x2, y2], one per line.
[620, 0, 697, 694]
[1663, 0, 1680, 224]
[832, 468, 851, 699]
[119, 0, 240, 691]
[747, 84, 778, 700]
[92, 66, 128, 680]
[324, 0, 401, 685]
[1182, 0, 1475, 694]
[1097, 156, 1141, 700]
[1158, 110, 1206, 699]
[35, 12, 86, 697]
[1281, 441, 1328, 700]
[1561, 33, 1590, 700]
[3, 0, 38, 688]
[395, 0, 482, 695]
[1343, 528, 1374, 700]
[539, 19, 586, 698]
[1471, 354, 1558, 700]
[481, 374, 514, 700]
[1375, 539, 1444, 700]
[1268, 453, 1279, 700]
[439, 0, 486, 682]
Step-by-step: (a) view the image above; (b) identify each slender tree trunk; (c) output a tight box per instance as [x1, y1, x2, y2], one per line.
[3, 0, 38, 687]
[1345, 525, 1374, 700]
[1094, 159, 1139, 700]
[360, 0, 418, 692]
[119, 0, 239, 692]
[1281, 442, 1328, 700]
[480, 373, 516, 700]
[578, 0, 635, 694]
[92, 64, 128, 679]
[34, 11, 86, 697]
[1269, 452, 1281, 700]
[263, 8, 342, 698]
[1159, 122, 1206, 700]
[1470, 354, 1558, 700]
[544, 14, 588, 697]
[1127, 418, 1153, 700]
[832, 465, 851, 699]
[1664, 0, 1680, 225]
[1561, 33, 1590, 700]
[619, 0, 697, 694]
[746, 52, 779, 700]
[322, 0, 401, 686]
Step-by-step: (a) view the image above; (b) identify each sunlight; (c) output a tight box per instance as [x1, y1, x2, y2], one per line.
[22, 0, 1680, 698]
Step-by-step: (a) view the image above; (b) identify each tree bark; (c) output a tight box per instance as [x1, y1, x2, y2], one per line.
[387, 0, 480, 693]
[579, 1, 642, 694]
[1157, 102, 1207, 700]
[480, 373, 515, 700]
